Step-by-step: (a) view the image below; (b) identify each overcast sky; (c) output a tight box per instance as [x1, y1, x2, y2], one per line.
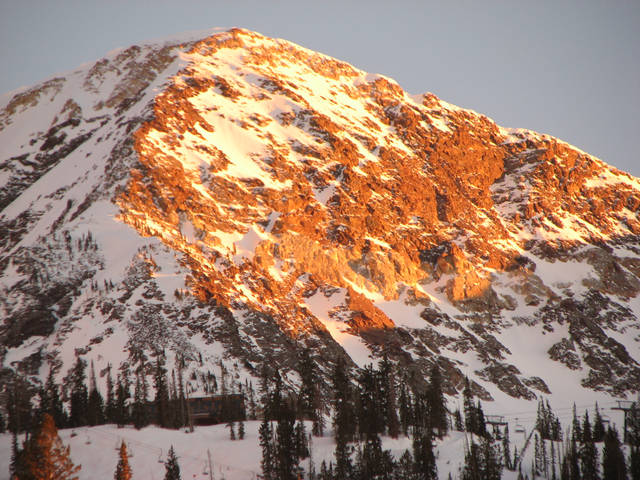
[1, 0, 638, 176]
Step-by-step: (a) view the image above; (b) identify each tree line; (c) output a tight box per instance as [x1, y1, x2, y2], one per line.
[3, 347, 640, 479]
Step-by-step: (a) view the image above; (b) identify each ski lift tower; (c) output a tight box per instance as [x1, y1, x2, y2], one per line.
[485, 415, 508, 438]
[611, 400, 635, 444]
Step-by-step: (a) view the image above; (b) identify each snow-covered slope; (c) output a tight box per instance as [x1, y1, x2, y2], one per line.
[1, 28, 639, 414]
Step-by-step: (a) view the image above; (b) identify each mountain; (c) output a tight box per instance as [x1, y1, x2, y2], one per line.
[1, 27, 639, 409]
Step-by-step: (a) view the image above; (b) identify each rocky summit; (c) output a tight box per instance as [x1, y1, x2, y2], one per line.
[1, 28, 639, 406]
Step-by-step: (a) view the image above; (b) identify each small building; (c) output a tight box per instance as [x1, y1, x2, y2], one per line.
[187, 393, 246, 425]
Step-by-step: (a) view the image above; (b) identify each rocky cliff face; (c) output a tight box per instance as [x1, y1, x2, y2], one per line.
[1, 28, 639, 404]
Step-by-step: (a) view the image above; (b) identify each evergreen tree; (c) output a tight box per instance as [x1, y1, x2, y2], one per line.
[170, 370, 180, 429]
[154, 354, 170, 428]
[569, 434, 581, 480]
[87, 360, 105, 426]
[5, 377, 33, 433]
[580, 413, 599, 480]
[425, 364, 447, 438]
[413, 427, 437, 480]
[461, 378, 486, 437]
[132, 368, 150, 430]
[476, 401, 487, 437]
[630, 446, 640, 480]
[462, 441, 482, 480]
[453, 408, 464, 432]
[551, 438, 558, 480]
[332, 358, 355, 480]
[379, 356, 400, 439]
[463, 377, 475, 434]
[298, 348, 324, 436]
[10, 431, 19, 479]
[602, 426, 627, 480]
[259, 417, 276, 480]
[21, 413, 81, 480]
[164, 445, 181, 480]
[105, 364, 116, 424]
[294, 420, 309, 459]
[534, 434, 541, 477]
[276, 401, 299, 480]
[357, 435, 395, 480]
[357, 364, 384, 440]
[227, 421, 236, 440]
[398, 382, 412, 436]
[114, 441, 132, 480]
[40, 368, 67, 429]
[629, 403, 640, 448]
[115, 376, 128, 427]
[481, 436, 502, 480]
[593, 403, 606, 443]
[572, 404, 582, 444]
[502, 424, 512, 470]
[69, 356, 89, 427]
[396, 450, 414, 480]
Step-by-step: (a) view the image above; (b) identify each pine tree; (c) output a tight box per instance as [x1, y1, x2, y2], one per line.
[502, 424, 512, 470]
[398, 382, 412, 436]
[105, 363, 116, 424]
[357, 435, 395, 480]
[298, 348, 324, 436]
[115, 376, 128, 427]
[294, 420, 309, 459]
[87, 360, 105, 426]
[396, 450, 414, 480]
[425, 364, 447, 438]
[276, 401, 299, 480]
[462, 441, 482, 480]
[357, 364, 384, 440]
[114, 441, 132, 480]
[534, 433, 541, 477]
[154, 354, 170, 428]
[10, 431, 19, 479]
[164, 445, 181, 480]
[332, 358, 354, 480]
[569, 433, 581, 480]
[7, 376, 35, 435]
[593, 403, 606, 443]
[170, 369, 180, 429]
[40, 368, 67, 428]
[69, 356, 89, 427]
[480, 436, 502, 480]
[379, 355, 400, 439]
[629, 402, 640, 448]
[571, 404, 582, 444]
[630, 446, 640, 480]
[453, 408, 464, 432]
[476, 401, 487, 437]
[413, 427, 437, 480]
[580, 413, 599, 480]
[259, 417, 276, 480]
[602, 426, 626, 480]
[463, 377, 475, 434]
[22, 413, 81, 480]
[227, 421, 236, 440]
[132, 368, 150, 430]
[550, 438, 558, 480]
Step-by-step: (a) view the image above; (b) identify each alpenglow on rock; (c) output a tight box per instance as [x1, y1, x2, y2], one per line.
[1, 28, 639, 403]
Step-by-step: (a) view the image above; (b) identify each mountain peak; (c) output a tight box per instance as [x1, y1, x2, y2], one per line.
[1, 28, 639, 408]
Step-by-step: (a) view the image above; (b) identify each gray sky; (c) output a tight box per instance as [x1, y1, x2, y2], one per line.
[1, 0, 638, 176]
